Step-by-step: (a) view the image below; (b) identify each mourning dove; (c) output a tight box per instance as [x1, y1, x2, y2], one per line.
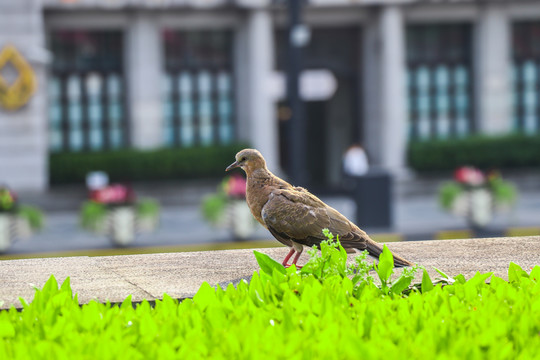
[226, 148, 414, 268]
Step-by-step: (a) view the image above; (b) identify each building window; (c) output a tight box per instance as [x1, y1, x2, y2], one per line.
[163, 30, 234, 147]
[512, 22, 540, 134]
[406, 24, 473, 140]
[48, 31, 127, 152]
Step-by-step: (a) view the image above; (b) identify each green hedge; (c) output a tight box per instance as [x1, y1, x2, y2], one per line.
[50, 143, 248, 184]
[408, 134, 540, 172]
[1, 241, 539, 358]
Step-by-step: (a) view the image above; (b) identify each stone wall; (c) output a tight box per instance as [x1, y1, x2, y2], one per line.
[0, 236, 538, 309]
[0, 0, 47, 191]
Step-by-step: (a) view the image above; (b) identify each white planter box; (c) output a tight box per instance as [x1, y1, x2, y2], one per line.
[107, 206, 136, 247]
[452, 189, 493, 228]
[0, 214, 12, 252]
[104, 206, 160, 246]
[227, 200, 257, 240]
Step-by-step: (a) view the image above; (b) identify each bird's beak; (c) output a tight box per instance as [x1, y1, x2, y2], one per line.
[225, 161, 240, 172]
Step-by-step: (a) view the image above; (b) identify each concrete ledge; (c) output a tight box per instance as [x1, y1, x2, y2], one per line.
[1, 236, 539, 309]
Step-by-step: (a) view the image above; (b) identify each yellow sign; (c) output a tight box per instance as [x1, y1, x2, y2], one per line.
[0, 44, 37, 111]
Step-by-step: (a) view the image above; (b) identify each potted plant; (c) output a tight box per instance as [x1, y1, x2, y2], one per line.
[0, 186, 44, 252]
[439, 167, 517, 233]
[80, 184, 160, 247]
[201, 174, 258, 240]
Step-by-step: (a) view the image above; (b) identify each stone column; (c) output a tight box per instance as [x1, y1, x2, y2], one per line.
[362, 8, 383, 166]
[126, 13, 163, 149]
[0, 0, 48, 191]
[476, 4, 512, 134]
[233, 20, 250, 143]
[243, 9, 279, 172]
[379, 6, 407, 174]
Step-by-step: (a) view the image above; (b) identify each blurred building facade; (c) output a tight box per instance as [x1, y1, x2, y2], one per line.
[1, 0, 540, 190]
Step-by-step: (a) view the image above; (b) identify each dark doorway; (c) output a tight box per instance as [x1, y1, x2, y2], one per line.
[276, 26, 361, 190]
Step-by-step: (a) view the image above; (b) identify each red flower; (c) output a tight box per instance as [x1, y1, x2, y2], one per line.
[224, 175, 247, 199]
[454, 166, 485, 186]
[90, 184, 135, 205]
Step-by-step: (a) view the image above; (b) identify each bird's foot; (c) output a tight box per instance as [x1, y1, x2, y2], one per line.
[284, 264, 303, 269]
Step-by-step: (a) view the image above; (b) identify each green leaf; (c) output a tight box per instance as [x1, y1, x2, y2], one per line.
[121, 294, 133, 310]
[390, 275, 413, 295]
[0, 321, 15, 338]
[60, 277, 73, 298]
[18, 297, 29, 309]
[139, 313, 158, 338]
[376, 245, 394, 283]
[434, 267, 450, 279]
[529, 265, 540, 282]
[467, 271, 493, 288]
[42, 275, 59, 297]
[322, 228, 333, 241]
[454, 274, 467, 284]
[193, 282, 217, 309]
[508, 262, 529, 283]
[421, 268, 434, 293]
[253, 251, 286, 275]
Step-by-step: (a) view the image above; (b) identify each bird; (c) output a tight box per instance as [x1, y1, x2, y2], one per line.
[225, 148, 414, 268]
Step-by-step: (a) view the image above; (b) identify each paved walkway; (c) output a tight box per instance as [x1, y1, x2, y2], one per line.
[1, 236, 539, 309]
[5, 184, 540, 255]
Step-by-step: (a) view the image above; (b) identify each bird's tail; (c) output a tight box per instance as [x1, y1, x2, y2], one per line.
[365, 239, 414, 268]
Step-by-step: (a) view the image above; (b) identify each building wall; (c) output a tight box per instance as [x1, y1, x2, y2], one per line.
[0, 0, 539, 190]
[0, 0, 48, 192]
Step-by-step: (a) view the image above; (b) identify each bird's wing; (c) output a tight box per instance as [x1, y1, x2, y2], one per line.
[261, 188, 370, 249]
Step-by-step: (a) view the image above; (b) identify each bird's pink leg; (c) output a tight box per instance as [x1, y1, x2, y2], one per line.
[282, 248, 295, 267]
[290, 248, 303, 269]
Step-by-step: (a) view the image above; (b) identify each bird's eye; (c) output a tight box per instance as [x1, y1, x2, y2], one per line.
[241, 157, 246, 162]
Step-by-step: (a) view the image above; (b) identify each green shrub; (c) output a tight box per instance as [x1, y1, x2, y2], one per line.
[408, 134, 540, 172]
[79, 201, 108, 232]
[136, 199, 160, 219]
[17, 205, 45, 231]
[438, 182, 462, 210]
[1, 239, 539, 358]
[201, 193, 227, 224]
[50, 143, 248, 184]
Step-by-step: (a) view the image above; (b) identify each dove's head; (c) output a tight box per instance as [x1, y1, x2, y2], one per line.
[226, 149, 267, 174]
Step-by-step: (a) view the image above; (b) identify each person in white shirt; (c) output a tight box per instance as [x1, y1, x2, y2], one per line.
[343, 143, 369, 177]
